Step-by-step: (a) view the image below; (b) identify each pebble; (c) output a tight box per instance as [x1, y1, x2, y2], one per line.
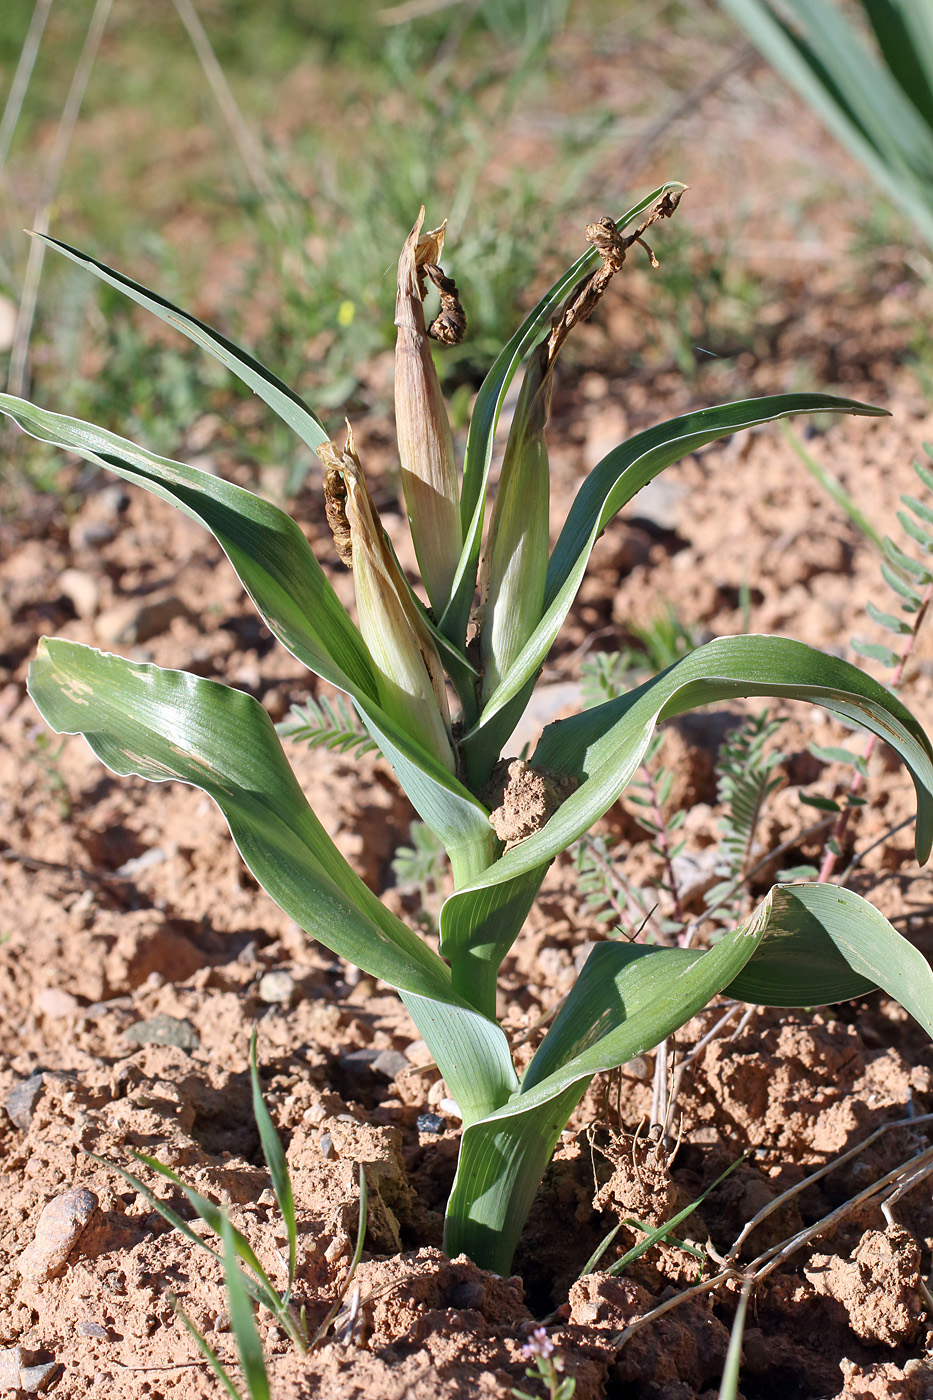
[0, 1347, 23, 1390]
[438, 1098, 461, 1120]
[124, 1013, 200, 1051]
[6, 1073, 45, 1130]
[59, 567, 100, 620]
[18, 1186, 99, 1282]
[339, 1048, 380, 1075]
[95, 596, 189, 647]
[77, 1321, 108, 1339]
[0, 1351, 57, 1394]
[34, 987, 81, 1020]
[370, 1049, 408, 1080]
[20, 1361, 59, 1393]
[416, 1112, 445, 1134]
[627, 476, 686, 531]
[257, 970, 296, 1005]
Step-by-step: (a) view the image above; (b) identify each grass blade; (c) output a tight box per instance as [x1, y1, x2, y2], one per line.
[221, 1211, 271, 1400]
[249, 1031, 297, 1298]
[718, 1275, 753, 1400]
[172, 1297, 246, 1400]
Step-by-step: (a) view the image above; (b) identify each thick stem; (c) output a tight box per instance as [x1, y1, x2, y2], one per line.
[442, 1080, 589, 1273]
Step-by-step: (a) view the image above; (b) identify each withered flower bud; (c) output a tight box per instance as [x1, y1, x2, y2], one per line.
[317, 429, 455, 774]
[395, 207, 463, 612]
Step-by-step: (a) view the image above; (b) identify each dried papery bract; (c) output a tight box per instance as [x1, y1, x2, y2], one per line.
[479, 191, 684, 702]
[317, 430, 455, 774]
[395, 207, 463, 613]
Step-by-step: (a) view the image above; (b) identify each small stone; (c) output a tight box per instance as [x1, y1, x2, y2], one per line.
[319, 1133, 334, 1160]
[59, 567, 100, 619]
[114, 847, 169, 878]
[95, 596, 189, 646]
[257, 970, 296, 1005]
[404, 1039, 433, 1067]
[34, 987, 81, 1020]
[20, 1361, 59, 1393]
[18, 1186, 99, 1282]
[124, 1013, 199, 1051]
[0, 1347, 24, 1389]
[69, 517, 115, 551]
[416, 1112, 445, 1134]
[438, 1098, 461, 1120]
[370, 1050, 408, 1080]
[627, 476, 686, 531]
[77, 1321, 108, 1339]
[339, 1049, 379, 1075]
[6, 1073, 45, 1130]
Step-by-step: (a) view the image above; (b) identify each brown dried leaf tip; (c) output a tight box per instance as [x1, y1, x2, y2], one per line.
[424, 263, 466, 345]
[547, 186, 686, 367]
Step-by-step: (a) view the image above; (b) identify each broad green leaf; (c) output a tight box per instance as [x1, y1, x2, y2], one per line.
[0, 394, 493, 865]
[444, 881, 933, 1272]
[440, 183, 683, 645]
[439, 635, 933, 982]
[444, 915, 768, 1271]
[462, 394, 887, 778]
[27, 639, 516, 1122]
[35, 233, 329, 455]
[0, 393, 374, 698]
[726, 884, 933, 1035]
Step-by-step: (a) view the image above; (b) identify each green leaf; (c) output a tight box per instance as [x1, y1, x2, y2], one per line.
[880, 561, 921, 605]
[851, 639, 901, 668]
[172, 1303, 246, 1400]
[0, 393, 374, 698]
[462, 394, 888, 780]
[249, 1032, 296, 1298]
[130, 1151, 281, 1308]
[444, 915, 769, 1271]
[444, 881, 933, 1273]
[897, 508, 933, 552]
[34, 233, 329, 455]
[0, 393, 493, 867]
[865, 601, 912, 634]
[884, 536, 933, 581]
[27, 639, 516, 1123]
[439, 635, 933, 984]
[725, 884, 933, 1033]
[902, 492, 933, 527]
[720, 0, 933, 248]
[221, 1212, 271, 1400]
[441, 183, 683, 646]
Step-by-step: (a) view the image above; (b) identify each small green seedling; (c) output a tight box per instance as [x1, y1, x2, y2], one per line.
[8, 186, 933, 1274]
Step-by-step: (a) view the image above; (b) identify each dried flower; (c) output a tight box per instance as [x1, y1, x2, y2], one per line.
[394, 207, 463, 612]
[317, 428, 455, 773]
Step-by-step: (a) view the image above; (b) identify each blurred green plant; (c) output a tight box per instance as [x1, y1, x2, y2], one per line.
[7, 186, 933, 1280]
[720, 0, 933, 248]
